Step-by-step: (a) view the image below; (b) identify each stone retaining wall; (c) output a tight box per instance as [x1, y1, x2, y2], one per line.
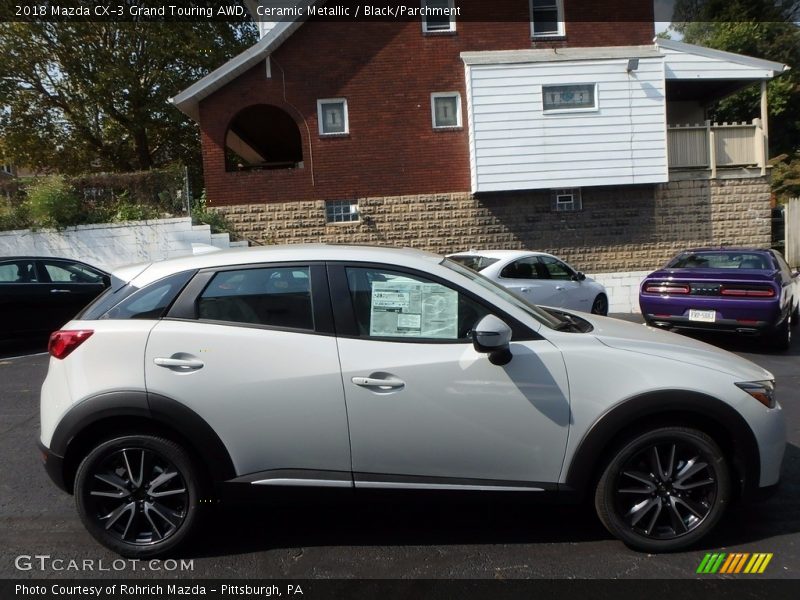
[213, 177, 771, 274]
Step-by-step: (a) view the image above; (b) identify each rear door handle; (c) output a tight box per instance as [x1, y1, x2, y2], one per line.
[519, 287, 530, 293]
[50, 289, 71, 293]
[555, 286, 565, 291]
[351, 376, 405, 390]
[154, 357, 204, 371]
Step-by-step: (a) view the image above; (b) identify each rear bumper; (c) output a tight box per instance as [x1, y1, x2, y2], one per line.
[643, 314, 773, 335]
[37, 439, 69, 493]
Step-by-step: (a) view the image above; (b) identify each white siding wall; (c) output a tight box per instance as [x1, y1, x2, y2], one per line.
[467, 57, 668, 193]
[661, 47, 776, 80]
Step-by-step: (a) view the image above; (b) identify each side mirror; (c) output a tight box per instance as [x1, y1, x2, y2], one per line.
[573, 271, 587, 281]
[471, 315, 513, 366]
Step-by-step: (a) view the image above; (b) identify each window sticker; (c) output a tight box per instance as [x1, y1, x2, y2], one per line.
[370, 281, 458, 339]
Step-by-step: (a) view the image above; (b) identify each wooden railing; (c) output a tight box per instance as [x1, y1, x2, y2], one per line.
[667, 119, 766, 177]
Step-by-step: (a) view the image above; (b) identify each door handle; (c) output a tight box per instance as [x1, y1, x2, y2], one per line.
[351, 376, 405, 390]
[519, 287, 530, 293]
[154, 357, 204, 371]
[555, 286, 565, 291]
[50, 289, 71, 293]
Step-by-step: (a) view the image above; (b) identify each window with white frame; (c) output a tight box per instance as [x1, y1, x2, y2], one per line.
[542, 84, 597, 112]
[325, 199, 359, 224]
[530, 0, 565, 37]
[422, 0, 456, 33]
[317, 99, 349, 136]
[431, 92, 462, 129]
[551, 188, 582, 212]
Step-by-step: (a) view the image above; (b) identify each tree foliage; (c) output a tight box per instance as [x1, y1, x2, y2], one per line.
[0, 9, 257, 174]
[672, 0, 800, 156]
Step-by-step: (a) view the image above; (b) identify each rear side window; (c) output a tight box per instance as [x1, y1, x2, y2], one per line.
[447, 255, 500, 272]
[197, 266, 314, 330]
[0, 259, 37, 282]
[98, 271, 194, 320]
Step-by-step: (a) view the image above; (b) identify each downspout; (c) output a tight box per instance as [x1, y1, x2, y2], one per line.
[271, 57, 316, 187]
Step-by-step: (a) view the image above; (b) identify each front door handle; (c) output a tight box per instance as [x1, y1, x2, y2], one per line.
[519, 287, 531, 293]
[555, 286, 565, 291]
[50, 289, 71, 293]
[351, 376, 405, 390]
[154, 357, 204, 371]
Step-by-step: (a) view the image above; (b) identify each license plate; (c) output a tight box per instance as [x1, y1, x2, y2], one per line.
[689, 309, 716, 323]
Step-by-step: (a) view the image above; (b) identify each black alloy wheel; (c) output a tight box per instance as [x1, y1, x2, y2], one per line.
[75, 435, 200, 558]
[595, 427, 730, 552]
[591, 294, 609, 316]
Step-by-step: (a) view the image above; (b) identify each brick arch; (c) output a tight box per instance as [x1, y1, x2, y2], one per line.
[224, 104, 303, 171]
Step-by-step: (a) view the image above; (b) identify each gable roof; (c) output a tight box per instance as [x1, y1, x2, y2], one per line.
[169, 3, 318, 121]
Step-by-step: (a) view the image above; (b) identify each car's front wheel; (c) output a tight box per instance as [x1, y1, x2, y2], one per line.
[595, 427, 730, 552]
[74, 435, 201, 558]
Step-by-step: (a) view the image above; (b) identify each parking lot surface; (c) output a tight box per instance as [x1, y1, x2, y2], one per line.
[2, 316, 798, 579]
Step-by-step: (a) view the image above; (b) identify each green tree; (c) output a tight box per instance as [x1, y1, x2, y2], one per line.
[672, 0, 800, 156]
[0, 8, 256, 174]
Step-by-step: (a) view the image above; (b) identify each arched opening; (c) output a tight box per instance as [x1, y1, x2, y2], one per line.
[225, 105, 303, 171]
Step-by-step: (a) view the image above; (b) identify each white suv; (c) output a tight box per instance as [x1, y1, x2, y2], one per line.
[39, 246, 785, 557]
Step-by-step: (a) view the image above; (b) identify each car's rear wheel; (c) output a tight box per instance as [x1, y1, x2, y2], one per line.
[595, 427, 730, 553]
[766, 314, 791, 351]
[75, 435, 200, 558]
[791, 303, 798, 329]
[591, 294, 609, 316]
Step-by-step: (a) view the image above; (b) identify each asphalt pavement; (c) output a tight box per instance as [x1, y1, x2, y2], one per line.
[1, 316, 798, 580]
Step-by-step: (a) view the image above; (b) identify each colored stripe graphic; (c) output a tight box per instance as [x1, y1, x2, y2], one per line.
[698, 553, 772, 574]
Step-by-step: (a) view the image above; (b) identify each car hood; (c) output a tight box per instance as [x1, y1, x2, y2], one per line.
[581, 314, 772, 381]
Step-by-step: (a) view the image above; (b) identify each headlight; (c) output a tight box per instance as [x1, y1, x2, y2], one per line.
[736, 380, 776, 409]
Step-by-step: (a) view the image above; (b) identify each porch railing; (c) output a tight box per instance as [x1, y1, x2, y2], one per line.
[667, 119, 766, 177]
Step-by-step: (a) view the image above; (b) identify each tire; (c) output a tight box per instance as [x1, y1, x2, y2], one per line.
[766, 314, 791, 351]
[791, 303, 798, 329]
[74, 435, 201, 558]
[591, 294, 609, 316]
[595, 427, 730, 553]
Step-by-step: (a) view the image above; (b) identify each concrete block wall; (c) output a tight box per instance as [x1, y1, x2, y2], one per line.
[0, 218, 240, 272]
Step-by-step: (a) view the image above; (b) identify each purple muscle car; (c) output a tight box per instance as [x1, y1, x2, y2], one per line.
[639, 248, 800, 350]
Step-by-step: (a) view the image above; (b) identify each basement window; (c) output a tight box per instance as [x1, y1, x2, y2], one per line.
[422, 0, 456, 33]
[326, 200, 359, 224]
[317, 99, 349, 136]
[551, 188, 582, 212]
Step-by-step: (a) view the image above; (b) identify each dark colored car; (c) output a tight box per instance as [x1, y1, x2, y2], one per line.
[640, 248, 800, 350]
[0, 256, 110, 343]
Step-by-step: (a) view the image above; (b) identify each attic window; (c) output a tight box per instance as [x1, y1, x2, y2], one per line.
[422, 0, 456, 33]
[225, 105, 303, 171]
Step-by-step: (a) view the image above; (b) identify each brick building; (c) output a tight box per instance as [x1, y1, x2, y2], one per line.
[171, 0, 789, 275]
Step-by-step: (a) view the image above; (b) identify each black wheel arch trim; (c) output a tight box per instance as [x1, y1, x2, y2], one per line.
[564, 390, 761, 500]
[47, 390, 236, 491]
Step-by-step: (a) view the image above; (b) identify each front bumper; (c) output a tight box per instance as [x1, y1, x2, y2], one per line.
[37, 439, 69, 493]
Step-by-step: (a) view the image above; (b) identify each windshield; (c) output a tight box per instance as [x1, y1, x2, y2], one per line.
[448, 255, 500, 272]
[441, 258, 566, 330]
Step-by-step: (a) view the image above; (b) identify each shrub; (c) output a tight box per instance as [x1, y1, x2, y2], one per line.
[26, 175, 83, 228]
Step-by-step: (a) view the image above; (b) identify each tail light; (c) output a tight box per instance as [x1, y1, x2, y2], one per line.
[720, 286, 776, 298]
[48, 330, 94, 360]
[644, 283, 690, 295]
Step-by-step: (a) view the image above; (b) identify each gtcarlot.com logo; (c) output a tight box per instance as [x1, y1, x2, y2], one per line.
[697, 552, 773, 574]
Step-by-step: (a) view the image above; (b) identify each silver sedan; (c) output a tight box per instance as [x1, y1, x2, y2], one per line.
[448, 250, 609, 315]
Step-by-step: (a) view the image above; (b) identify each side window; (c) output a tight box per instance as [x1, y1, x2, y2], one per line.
[0, 260, 37, 283]
[500, 258, 542, 280]
[540, 256, 573, 280]
[101, 271, 194, 320]
[345, 267, 489, 341]
[197, 266, 314, 330]
[41, 260, 103, 283]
